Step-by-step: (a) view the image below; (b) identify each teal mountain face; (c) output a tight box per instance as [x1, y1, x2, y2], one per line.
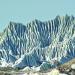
[0, 15, 75, 68]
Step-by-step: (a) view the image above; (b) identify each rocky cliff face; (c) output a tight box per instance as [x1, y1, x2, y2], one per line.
[0, 15, 75, 68]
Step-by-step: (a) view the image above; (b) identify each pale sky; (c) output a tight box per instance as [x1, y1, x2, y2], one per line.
[0, 0, 75, 32]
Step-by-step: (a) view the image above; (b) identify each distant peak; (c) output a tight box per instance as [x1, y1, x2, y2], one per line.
[9, 21, 23, 26]
[31, 19, 41, 23]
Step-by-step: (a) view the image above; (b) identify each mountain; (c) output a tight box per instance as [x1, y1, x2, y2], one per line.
[0, 15, 75, 69]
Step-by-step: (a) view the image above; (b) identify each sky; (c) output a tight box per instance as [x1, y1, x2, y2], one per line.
[0, 0, 75, 32]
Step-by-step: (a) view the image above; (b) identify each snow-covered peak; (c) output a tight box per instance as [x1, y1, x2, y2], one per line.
[0, 15, 75, 69]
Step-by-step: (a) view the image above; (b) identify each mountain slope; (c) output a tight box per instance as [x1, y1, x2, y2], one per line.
[0, 15, 75, 69]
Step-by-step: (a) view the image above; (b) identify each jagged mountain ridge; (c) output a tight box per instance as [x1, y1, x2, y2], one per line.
[0, 15, 75, 68]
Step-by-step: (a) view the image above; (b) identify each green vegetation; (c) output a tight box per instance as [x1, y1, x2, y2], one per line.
[40, 62, 52, 72]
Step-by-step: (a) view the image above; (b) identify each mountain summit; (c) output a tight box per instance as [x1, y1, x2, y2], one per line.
[0, 15, 75, 69]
